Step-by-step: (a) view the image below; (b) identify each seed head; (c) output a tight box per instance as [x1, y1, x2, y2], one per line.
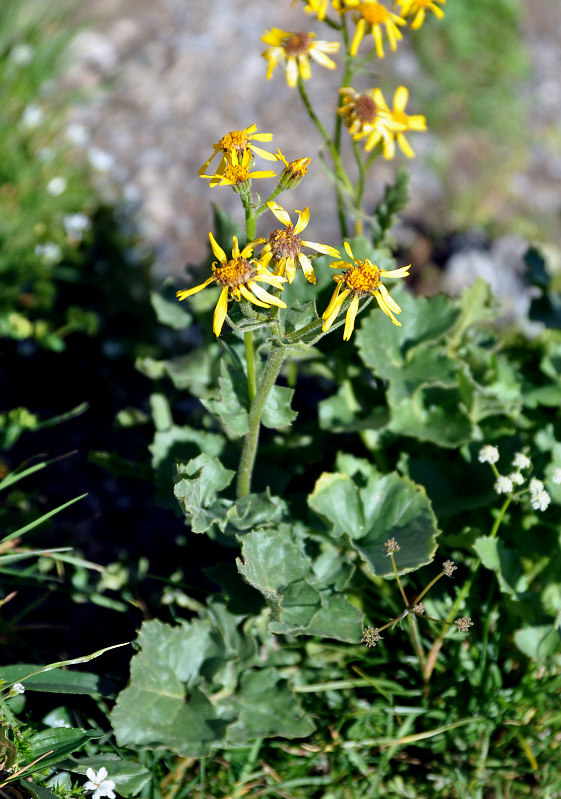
[455, 616, 474, 633]
[443, 560, 457, 577]
[385, 538, 400, 555]
[362, 626, 382, 647]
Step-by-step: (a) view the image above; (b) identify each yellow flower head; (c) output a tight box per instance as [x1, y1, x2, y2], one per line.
[176, 234, 287, 337]
[397, 0, 445, 29]
[322, 241, 410, 340]
[372, 86, 426, 158]
[339, 86, 406, 152]
[298, 0, 345, 20]
[198, 124, 277, 178]
[276, 149, 311, 189]
[261, 28, 340, 88]
[260, 201, 341, 284]
[340, 0, 406, 58]
[200, 147, 278, 189]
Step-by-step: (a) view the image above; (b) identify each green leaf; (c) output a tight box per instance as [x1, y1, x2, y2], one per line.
[262, 384, 297, 429]
[387, 382, 472, 447]
[202, 359, 249, 437]
[22, 729, 104, 775]
[225, 669, 315, 744]
[151, 424, 225, 507]
[174, 454, 235, 534]
[473, 536, 524, 597]
[0, 667, 115, 696]
[237, 526, 363, 641]
[309, 469, 440, 577]
[226, 491, 287, 532]
[514, 624, 561, 661]
[111, 620, 231, 757]
[151, 285, 192, 330]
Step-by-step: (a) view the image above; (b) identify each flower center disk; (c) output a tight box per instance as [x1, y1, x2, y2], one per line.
[268, 227, 301, 259]
[285, 33, 312, 56]
[214, 257, 256, 287]
[344, 260, 381, 294]
[356, 94, 378, 124]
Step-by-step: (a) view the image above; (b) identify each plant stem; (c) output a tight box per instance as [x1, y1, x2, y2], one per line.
[245, 331, 256, 402]
[297, 77, 352, 240]
[424, 496, 513, 685]
[237, 344, 285, 497]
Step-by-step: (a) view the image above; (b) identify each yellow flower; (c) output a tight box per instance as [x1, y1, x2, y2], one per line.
[261, 29, 340, 88]
[322, 241, 410, 339]
[397, 0, 445, 29]
[176, 234, 287, 337]
[198, 124, 277, 178]
[200, 148, 278, 189]
[341, 1, 406, 58]
[371, 86, 426, 158]
[260, 201, 341, 284]
[276, 149, 311, 189]
[338, 87, 406, 152]
[299, 0, 344, 20]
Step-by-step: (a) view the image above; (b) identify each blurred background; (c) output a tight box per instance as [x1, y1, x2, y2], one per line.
[59, 0, 561, 283]
[1, 0, 560, 660]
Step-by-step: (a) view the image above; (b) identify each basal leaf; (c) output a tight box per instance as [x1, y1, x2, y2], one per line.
[174, 454, 235, 533]
[310, 469, 439, 577]
[224, 669, 315, 743]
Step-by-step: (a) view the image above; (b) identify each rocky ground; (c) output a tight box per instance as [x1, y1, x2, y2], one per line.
[62, 0, 561, 314]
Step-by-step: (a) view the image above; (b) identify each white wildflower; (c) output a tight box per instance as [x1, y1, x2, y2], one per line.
[552, 467, 561, 485]
[66, 122, 89, 146]
[84, 768, 116, 799]
[47, 177, 67, 196]
[512, 452, 531, 470]
[21, 103, 44, 129]
[478, 445, 499, 465]
[509, 471, 525, 486]
[63, 213, 91, 241]
[35, 242, 62, 264]
[13, 683, 25, 694]
[10, 44, 35, 67]
[531, 490, 551, 512]
[494, 475, 513, 495]
[52, 719, 71, 728]
[529, 478, 544, 496]
[88, 147, 115, 172]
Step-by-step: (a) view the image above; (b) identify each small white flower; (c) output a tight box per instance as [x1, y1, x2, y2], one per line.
[63, 213, 91, 241]
[494, 475, 513, 495]
[552, 467, 561, 485]
[84, 768, 116, 799]
[509, 471, 525, 486]
[529, 478, 544, 496]
[512, 452, 531, 470]
[52, 719, 71, 728]
[13, 683, 25, 694]
[531, 490, 551, 512]
[10, 44, 35, 67]
[47, 177, 67, 196]
[478, 445, 499, 465]
[35, 242, 63, 264]
[66, 122, 89, 146]
[88, 147, 115, 172]
[21, 103, 44, 129]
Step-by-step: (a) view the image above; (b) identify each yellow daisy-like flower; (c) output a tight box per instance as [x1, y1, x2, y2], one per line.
[299, 0, 344, 20]
[372, 86, 426, 158]
[176, 234, 287, 337]
[200, 148, 278, 189]
[338, 87, 406, 152]
[198, 124, 277, 178]
[261, 29, 340, 89]
[397, 0, 445, 29]
[260, 201, 341, 284]
[276, 149, 312, 190]
[322, 241, 410, 339]
[340, 1, 406, 58]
